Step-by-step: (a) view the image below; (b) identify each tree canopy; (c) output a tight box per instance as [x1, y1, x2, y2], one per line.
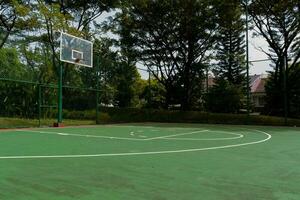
[0, 0, 300, 118]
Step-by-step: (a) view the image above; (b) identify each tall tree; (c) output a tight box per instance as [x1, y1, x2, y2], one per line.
[205, 79, 244, 113]
[111, 61, 140, 107]
[214, 0, 246, 86]
[113, 0, 218, 110]
[0, 48, 37, 118]
[0, 0, 34, 48]
[206, 0, 246, 113]
[288, 62, 300, 117]
[249, 0, 300, 115]
[32, 0, 119, 86]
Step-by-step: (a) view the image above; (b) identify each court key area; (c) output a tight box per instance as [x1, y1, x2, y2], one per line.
[0, 123, 299, 200]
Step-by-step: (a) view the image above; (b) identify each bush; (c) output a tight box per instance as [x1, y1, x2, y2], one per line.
[204, 80, 244, 113]
[97, 107, 300, 126]
[97, 112, 111, 124]
[41, 107, 300, 127]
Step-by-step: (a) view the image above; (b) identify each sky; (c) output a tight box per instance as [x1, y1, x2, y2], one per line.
[248, 33, 272, 75]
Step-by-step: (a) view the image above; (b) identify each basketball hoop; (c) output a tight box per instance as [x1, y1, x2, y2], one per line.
[74, 58, 81, 63]
[60, 32, 93, 68]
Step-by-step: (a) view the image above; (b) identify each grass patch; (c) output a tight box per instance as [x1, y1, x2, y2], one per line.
[0, 117, 95, 129]
[2, 107, 300, 129]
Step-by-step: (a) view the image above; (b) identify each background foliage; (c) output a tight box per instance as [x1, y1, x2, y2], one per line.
[0, 0, 300, 123]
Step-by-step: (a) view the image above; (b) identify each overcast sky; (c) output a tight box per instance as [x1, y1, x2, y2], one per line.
[248, 33, 272, 75]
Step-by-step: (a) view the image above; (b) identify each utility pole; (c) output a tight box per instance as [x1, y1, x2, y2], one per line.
[96, 56, 100, 124]
[56, 63, 63, 126]
[245, 0, 250, 123]
[148, 69, 151, 106]
[283, 55, 288, 125]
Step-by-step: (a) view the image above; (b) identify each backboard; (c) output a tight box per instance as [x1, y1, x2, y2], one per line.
[60, 32, 93, 68]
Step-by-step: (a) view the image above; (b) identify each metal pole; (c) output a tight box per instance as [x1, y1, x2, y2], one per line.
[283, 56, 288, 125]
[206, 66, 209, 93]
[104, 62, 107, 106]
[96, 56, 100, 123]
[245, 0, 250, 123]
[57, 63, 63, 124]
[148, 69, 151, 106]
[38, 84, 41, 127]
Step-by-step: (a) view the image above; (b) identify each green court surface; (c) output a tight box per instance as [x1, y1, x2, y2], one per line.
[0, 123, 299, 200]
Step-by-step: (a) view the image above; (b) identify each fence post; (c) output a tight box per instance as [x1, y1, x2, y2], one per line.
[283, 56, 288, 125]
[57, 63, 63, 125]
[96, 56, 100, 123]
[245, 0, 250, 124]
[148, 69, 151, 106]
[38, 84, 41, 127]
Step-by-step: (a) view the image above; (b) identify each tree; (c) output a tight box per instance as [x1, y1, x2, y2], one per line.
[31, 0, 119, 87]
[111, 61, 140, 107]
[206, 0, 246, 113]
[249, 0, 300, 115]
[288, 63, 300, 117]
[205, 79, 243, 113]
[265, 62, 300, 116]
[214, 0, 246, 86]
[0, 48, 37, 117]
[113, 0, 218, 110]
[0, 48, 25, 79]
[0, 0, 34, 48]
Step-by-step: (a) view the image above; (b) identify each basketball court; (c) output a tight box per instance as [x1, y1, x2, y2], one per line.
[0, 123, 299, 199]
[0, 1, 299, 199]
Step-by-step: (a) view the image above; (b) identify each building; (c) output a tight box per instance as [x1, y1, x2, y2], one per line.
[202, 74, 268, 111]
[202, 75, 215, 92]
[250, 74, 268, 111]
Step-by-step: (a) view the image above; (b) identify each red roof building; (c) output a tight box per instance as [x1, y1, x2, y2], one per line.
[250, 74, 268, 110]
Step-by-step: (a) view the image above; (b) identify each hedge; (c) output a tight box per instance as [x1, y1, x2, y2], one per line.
[96, 107, 300, 127]
[41, 107, 300, 127]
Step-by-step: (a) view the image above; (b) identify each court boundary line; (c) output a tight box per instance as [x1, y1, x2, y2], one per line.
[144, 130, 209, 140]
[17, 129, 242, 141]
[0, 129, 271, 159]
[16, 129, 211, 141]
[159, 131, 243, 141]
[162, 134, 243, 141]
[18, 130, 146, 141]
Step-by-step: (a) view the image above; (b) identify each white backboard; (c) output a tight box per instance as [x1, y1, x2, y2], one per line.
[60, 32, 93, 68]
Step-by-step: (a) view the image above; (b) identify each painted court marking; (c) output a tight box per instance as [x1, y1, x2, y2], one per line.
[161, 131, 243, 141]
[22, 129, 243, 141]
[0, 128, 272, 159]
[18, 130, 145, 141]
[144, 130, 209, 140]
[17, 129, 211, 141]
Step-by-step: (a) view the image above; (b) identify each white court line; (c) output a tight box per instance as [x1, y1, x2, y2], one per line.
[17, 129, 210, 141]
[160, 130, 243, 141]
[18, 130, 145, 141]
[57, 133, 69, 136]
[159, 130, 244, 141]
[145, 130, 209, 140]
[0, 129, 271, 159]
[162, 134, 243, 141]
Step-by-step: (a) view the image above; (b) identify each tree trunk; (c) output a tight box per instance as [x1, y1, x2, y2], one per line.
[181, 64, 191, 111]
[164, 85, 171, 110]
[0, 32, 10, 49]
